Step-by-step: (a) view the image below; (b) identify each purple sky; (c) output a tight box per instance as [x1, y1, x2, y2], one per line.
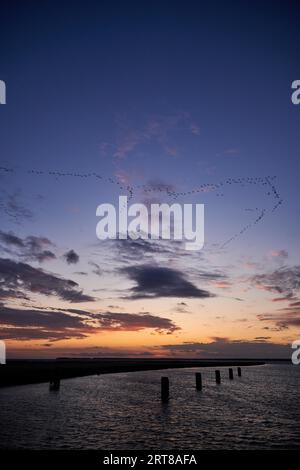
[0, 0, 300, 358]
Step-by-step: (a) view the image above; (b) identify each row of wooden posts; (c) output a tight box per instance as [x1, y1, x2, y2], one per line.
[161, 367, 242, 401]
[49, 366, 242, 394]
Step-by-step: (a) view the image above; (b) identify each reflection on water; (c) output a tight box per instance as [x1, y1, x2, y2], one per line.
[0, 364, 299, 449]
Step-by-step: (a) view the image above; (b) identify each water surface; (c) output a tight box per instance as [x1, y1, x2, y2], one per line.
[0, 364, 299, 449]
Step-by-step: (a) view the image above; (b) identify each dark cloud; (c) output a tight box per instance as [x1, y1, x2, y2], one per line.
[95, 312, 179, 334]
[121, 264, 213, 299]
[195, 270, 226, 281]
[0, 287, 30, 301]
[64, 348, 156, 358]
[0, 305, 91, 341]
[63, 249, 79, 264]
[0, 258, 94, 302]
[0, 327, 88, 342]
[7, 345, 156, 358]
[158, 338, 290, 358]
[0, 306, 88, 328]
[0, 305, 179, 341]
[0, 231, 24, 247]
[0, 231, 56, 263]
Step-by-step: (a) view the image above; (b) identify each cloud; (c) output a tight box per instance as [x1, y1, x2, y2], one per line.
[269, 249, 288, 259]
[0, 191, 34, 223]
[121, 264, 214, 299]
[113, 129, 141, 160]
[0, 258, 94, 302]
[258, 310, 300, 330]
[88, 261, 102, 277]
[105, 112, 200, 161]
[209, 280, 232, 289]
[102, 237, 176, 265]
[271, 296, 293, 302]
[0, 306, 89, 329]
[0, 305, 92, 341]
[175, 301, 190, 313]
[0, 231, 56, 263]
[252, 266, 300, 298]
[95, 312, 179, 334]
[252, 265, 300, 329]
[63, 249, 79, 264]
[0, 231, 24, 247]
[157, 338, 290, 358]
[0, 305, 179, 341]
[7, 345, 157, 358]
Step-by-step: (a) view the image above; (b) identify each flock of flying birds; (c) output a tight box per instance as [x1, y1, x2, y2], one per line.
[0, 165, 283, 248]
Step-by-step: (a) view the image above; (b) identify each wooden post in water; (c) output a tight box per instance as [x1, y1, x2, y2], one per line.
[229, 368, 234, 380]
[161, 376, 169, 402]
[215, 370, 221, 384]
[195, 372, 202, 391]
[49, 378, 60, 391]
[237, 367, 242, 377]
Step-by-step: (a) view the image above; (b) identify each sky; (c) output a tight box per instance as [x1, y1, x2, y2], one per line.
[1, 0, 300, 358]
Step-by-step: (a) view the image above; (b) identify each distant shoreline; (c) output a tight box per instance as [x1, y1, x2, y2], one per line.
[0, 358, 269, 388]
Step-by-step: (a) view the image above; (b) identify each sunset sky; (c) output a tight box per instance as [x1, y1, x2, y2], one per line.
[1, 0, 300, 358]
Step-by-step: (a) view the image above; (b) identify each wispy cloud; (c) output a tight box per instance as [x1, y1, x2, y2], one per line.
[0, 305, 91, 341]
[0, 191, 34, 224]
[88, 261, 102, 277]
[101, 112, 200, 161]
[0, 231, 56, 263]
[0, 305, 179, 341]
[157, 338, 290, 358]
[269, 249, 288, 259]
[94, 311, 179, 334]
[252, 265, 300, 299]
[258, 301, 300, 329]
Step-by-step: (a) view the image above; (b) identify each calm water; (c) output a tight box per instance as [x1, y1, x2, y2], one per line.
[0, 364, 299, 450]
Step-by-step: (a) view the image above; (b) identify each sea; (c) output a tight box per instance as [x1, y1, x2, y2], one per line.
[0, 363, 299, 450]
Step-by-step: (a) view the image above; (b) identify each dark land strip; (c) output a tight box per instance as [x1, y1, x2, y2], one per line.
[0, 358, 266, 388]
